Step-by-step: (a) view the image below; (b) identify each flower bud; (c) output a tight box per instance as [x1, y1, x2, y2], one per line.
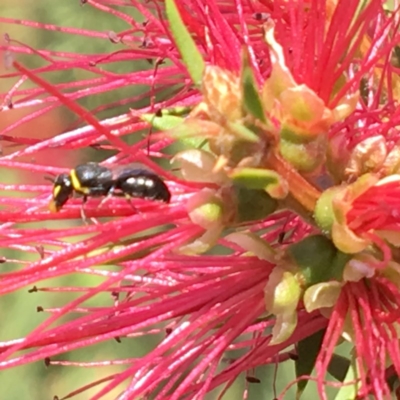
[264, 267, 301, 344]
[231, 185, 278, 223]
[287, 235, 350, 285]
[303, 281, 342, 313]
[172, 149, 228, 184]
[202, 65, 242, 122]
[186, 189, 225, 229]
[280, 136, 326, 172]
[345, 135, 387, 180]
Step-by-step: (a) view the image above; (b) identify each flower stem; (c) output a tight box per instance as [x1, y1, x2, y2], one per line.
[263, 151, 321, 213]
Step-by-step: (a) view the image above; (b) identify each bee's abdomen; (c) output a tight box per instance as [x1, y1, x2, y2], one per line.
[116, 170, 171, 203]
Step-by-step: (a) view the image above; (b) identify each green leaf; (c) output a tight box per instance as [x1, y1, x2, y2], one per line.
[141, 113, 185, 131]
[230, 167, 288, 199]
[141, 113, 206, 148]
[159, 106, 193, 116]
[225, 121, 260, 143]
[327, 354, 350, 382]
[241, 48, 265, 122]
[167, 119, 217, 148]
[387, 367, 400, 390]
[295, 329, 325, 398]
[165, 0, 205, 86]
[333, 360, 359, 400]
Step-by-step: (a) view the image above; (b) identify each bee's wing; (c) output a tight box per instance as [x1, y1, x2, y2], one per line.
[109, 163, 153, 181]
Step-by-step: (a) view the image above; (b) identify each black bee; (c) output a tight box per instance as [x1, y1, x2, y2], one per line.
[48, 162, 170, 213]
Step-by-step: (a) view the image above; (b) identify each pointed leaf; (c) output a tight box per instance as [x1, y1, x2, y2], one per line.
[333, 361, 358, 400]
[295, 329, 325, 397]
[160, 106, 193, 116]
[241, 48, 266, 122]
[225, 121, 260, 142]
[142, 114, 205, 147]
[165, 0, 205, 86]
[327, 354, 350, 382]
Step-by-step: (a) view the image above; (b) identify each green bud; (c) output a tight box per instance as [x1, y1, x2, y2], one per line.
[187, 190, 224, 229]
[280, 136, 326, 172]
[313, 186, 342, 234]
[233, 185, 278, 223]
[264, 268, 301, 345]
[287, 235, 351, 286]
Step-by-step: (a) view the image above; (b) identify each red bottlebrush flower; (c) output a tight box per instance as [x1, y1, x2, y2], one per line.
[316, 277, 400, 400]
[1, 1, 400, 399]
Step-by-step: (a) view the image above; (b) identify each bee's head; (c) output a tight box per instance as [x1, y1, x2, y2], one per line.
[48, 173, 73, 213]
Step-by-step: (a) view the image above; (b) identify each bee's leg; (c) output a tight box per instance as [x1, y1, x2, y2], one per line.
[80, 196, 89, 224]
[98, 186, 115, 209]
[124, 194, 140, 214]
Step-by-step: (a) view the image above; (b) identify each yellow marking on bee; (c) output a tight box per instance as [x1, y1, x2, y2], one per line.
[53, 185, 62, 198]
[70, 170, 90, 194]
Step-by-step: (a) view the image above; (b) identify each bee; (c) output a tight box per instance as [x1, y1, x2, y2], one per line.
[48, 162, 170, 213]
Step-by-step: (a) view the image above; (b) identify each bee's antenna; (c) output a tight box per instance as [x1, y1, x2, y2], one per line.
[44, 174, 56, 183]
[147, 108, 162, 157]
[146, 54, 165, 158]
